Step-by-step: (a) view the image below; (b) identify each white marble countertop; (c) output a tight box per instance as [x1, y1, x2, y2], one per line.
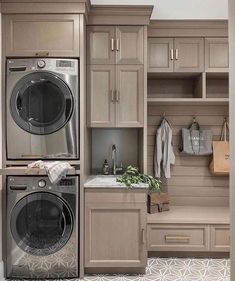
[84, 175, 149, 189]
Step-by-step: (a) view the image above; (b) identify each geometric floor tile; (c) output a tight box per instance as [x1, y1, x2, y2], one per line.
[84, 258, 230, 281]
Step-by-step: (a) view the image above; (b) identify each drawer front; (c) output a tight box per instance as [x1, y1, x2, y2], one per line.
[210, 225, 230, 252]
[85, 189, 147, 204]
[147, 224, 210, 252]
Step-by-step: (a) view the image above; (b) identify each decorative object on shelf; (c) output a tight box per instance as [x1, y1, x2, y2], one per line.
[210, 117, 229, 175]
[147, 192, 170, 214]
[117, 166, 162, 191]
[154, 113, 175, 179]
[180, 117, 213, 156]
[102, 159, 109, 175]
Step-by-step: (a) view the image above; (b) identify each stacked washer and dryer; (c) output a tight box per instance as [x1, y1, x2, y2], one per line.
[4, 58, 80, 279]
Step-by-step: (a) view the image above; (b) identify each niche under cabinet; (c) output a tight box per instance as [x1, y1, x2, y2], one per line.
[147, 73, 203, 100]
[206, 73, 229, 99]
[91, 128, 143, 174]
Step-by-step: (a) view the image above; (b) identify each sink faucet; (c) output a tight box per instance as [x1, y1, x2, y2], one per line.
[111, 144, 123, 175]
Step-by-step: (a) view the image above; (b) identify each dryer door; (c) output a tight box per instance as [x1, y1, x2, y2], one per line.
[10, 72, 74, 135]
[10, 192, 74, 256]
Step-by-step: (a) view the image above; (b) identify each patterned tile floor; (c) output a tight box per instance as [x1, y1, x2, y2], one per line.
[84, 258, 230, 281]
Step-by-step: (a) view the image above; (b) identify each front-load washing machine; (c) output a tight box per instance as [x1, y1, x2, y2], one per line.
[6, 58, 79, 160]
[5, 176, 79, 279]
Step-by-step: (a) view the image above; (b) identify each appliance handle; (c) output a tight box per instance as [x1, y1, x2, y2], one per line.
[16, 95, 22, 111]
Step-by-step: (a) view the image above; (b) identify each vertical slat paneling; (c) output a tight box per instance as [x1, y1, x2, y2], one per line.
[148, 105, 229, 207]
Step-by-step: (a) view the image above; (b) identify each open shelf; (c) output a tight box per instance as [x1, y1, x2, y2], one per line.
[147, 97, 229, 105]
[206, 72, 229, 99]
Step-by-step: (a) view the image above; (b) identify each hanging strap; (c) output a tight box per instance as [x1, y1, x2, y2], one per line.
[220, 119, 229, 141]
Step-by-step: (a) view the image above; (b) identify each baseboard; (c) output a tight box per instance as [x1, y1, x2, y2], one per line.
[0, 260, 4, 279]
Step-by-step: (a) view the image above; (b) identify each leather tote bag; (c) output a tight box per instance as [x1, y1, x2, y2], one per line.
[210, 119, 229, 175]
[180, 120, 213, 156]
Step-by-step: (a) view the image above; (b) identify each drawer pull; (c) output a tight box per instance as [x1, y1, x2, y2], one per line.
[141, 228, 145, 244]
[165, 235, 190, 243]
[35, 52, 49, 57]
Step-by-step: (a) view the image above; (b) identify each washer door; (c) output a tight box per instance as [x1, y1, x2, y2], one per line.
[10, 72, 74, 135]
[10, 192, 74, 256]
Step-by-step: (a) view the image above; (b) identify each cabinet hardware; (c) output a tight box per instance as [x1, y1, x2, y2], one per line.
[111, 38, 115, 51]
[165, 235, 190, 243]
[35, 52, 49, 57]
[170, 49, 174, 60]
[116, 90, 120, 102]
[141, 229, 145, 244]
[175, 49, 179, 60]
[111, 90, 115, 102]
[116, 38, 120, 51]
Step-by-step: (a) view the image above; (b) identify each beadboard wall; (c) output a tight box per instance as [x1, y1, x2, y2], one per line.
[147, 105, 229, 207]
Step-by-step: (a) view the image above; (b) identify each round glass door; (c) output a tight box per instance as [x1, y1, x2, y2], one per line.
[10, 72, 74, 135]
[10, 192, 74, 256]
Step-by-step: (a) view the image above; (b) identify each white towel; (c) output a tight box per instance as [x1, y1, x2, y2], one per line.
[28, 160, 72, 184]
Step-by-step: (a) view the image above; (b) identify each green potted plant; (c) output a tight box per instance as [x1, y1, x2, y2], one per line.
[117, 166, 169, 213]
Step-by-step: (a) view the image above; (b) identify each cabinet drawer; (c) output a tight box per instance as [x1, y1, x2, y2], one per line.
[147, 224, 209, 252]
[85, 189, 147, 204]
[210, 225, 230, 252]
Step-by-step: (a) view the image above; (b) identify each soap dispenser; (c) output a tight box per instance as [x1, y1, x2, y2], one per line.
[102, 159, 109, 175]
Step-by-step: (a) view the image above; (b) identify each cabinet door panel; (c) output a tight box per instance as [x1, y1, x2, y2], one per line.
[174, 38, 204, 72]
[116, 26, 144, 64]
[88, 65, 115, 127]
[5, 14, 79, 57]
[85, 203, 147, 268]
[210, 225, 230, 252]
[116, 65, 144, 127]
[148, 38, 174, 72]
[87, 26, 115, 65]
[205, 38, 229, 72]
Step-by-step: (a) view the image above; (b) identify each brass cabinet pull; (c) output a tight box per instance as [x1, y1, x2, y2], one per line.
[111, 90, 115, 102]
[116, 38, 120, 51]
[175, 49, 179, 60]
[170, 49, 174, 60]
[142, 228, 145, 244]
[35, 51, 49, 57]
[111, 38, 115, 51]
[165, 235, 190, 243]
[116, 90, 120, 102]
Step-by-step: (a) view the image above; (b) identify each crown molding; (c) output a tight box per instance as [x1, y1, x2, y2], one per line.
[0, 0, 91, 14]
[88, 5, 153, 25]
[148, 20, 228, 37]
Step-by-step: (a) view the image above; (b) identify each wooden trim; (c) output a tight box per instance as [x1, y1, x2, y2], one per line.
[148, 20, 228, 37]
[88, 5, 153, 25]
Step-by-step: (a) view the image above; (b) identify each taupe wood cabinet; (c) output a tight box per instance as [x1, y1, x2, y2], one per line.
[205, 38, 229, 72]
[4, 14, 80, 57]
[87, 26, 144, 65]
[210, 225, 230, 252]
[85, 189, 147, 269]
[88, 64, 144, 127]
[148, 37, 204, 72]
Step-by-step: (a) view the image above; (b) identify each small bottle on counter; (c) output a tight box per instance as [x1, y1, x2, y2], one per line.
[102, 159, 109, 175]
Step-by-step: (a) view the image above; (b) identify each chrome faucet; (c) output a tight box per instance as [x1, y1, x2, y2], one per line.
[111, 144, 123, 175]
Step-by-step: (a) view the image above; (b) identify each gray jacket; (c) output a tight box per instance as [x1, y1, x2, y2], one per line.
[154, 119, 175, 179]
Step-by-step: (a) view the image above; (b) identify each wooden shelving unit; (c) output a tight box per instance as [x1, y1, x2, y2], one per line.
[147, 97, 229, 105]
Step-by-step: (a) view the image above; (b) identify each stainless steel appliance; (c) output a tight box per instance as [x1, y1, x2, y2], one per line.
[5, 176, 79, 279]
[6, 58, 79, 160]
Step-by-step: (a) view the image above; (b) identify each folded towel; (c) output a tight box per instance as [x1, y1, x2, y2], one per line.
[28, 160, 72, 184]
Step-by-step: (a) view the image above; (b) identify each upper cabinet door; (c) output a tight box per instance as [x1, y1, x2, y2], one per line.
[5, 14, 80, 57]
[116, 65, 144, 127]
[88, 65, 115, 127]
[174, 38, 204, 72]
[148, 38, 174, 72]
[116, 26, 144, 65]
[205, 38, 229, 72]
[87, 26, 115, 65]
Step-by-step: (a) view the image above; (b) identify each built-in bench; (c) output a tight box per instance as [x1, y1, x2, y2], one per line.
[147, 206, 230, 253]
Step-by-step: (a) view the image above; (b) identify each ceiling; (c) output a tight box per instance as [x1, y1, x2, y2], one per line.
[90, 0, 228, 20]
